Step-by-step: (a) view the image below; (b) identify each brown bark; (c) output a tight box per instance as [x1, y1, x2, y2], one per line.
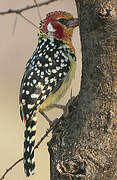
[48, 0, 117, 179]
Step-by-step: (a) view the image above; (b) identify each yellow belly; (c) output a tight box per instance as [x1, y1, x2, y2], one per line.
[39, 59, 76, 112]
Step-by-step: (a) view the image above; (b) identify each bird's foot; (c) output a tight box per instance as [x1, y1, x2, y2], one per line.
[51, 89, 75, 117]
[52, 97, 76, 118]
[40, 111, 59, 127]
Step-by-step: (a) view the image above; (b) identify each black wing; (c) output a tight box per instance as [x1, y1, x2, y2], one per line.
[19, 37, 75, 121]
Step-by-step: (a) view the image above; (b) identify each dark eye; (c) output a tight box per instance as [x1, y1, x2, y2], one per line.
[58, 18, 69, 25]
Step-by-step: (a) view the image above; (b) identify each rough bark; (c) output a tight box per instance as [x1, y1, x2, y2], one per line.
[48, 0, 117, 179]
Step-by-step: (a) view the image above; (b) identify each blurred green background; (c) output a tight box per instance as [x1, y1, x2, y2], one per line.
[0, 0, 81, 179]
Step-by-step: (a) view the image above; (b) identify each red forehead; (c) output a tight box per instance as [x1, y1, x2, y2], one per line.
[42, 11, 73, 33]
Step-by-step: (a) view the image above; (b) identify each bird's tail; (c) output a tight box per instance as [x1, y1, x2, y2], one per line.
[24, 116, 37, 177]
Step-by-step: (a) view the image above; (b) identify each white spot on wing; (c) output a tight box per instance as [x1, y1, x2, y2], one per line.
[31, 94, 39, 98]
[27, 136, 30, 141]
[27, 147, 30, 152]
[42, 95, 47, 100]
[41, 71, 44, 76]
[28, 76, 31, 80]
[22, 99, 25, 104]
[56, 66, 60, 71]
[37, 70, 40, 74]
[28, 104, 34, 109]
[59, 73, 62, 77]
[52, 69, 57, 73]
[39, 53, 42, 57]
[33, 79, 37, 84]
[26, 90, 29, 95]
[22, 89, 25, 93]
[27, 158, 30, 163]
[54, 54, 58, 58]
[27, 82, 30, 86]
[42, 90, 46, 94]
[45, 77, 49, 84]
[45, 55, 49, 59]
[48, 57, 52, 61]
[37, 100, 40, 104]
[30, 135, 35, 142]
[31, 125, 36, 131]
[45, 64, 48, 67]
[37, 83, 44, 90]
[47, 86, 52, 91]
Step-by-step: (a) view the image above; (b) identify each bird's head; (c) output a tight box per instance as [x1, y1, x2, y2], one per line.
[41, 11, 79, 43]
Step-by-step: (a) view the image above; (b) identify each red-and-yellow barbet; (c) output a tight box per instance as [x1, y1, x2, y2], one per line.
[19, 11, 79, 177]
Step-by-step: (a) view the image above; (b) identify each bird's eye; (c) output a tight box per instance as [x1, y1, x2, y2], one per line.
[58, 18, 69, 26]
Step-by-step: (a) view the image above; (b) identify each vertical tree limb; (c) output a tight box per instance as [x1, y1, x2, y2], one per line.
[49, 0, 117, 179]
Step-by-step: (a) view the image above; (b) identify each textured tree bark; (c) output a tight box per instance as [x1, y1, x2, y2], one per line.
[48, 0, 117, 179]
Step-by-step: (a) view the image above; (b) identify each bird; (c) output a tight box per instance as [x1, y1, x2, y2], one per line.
[19, 11, 79, 177]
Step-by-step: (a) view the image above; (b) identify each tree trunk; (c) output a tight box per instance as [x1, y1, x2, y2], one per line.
[48, 0, 117, 179]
